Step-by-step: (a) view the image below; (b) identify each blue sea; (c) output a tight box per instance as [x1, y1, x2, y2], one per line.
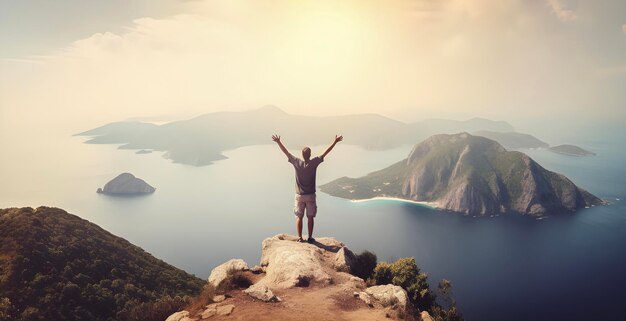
[1, 127, 625, 321]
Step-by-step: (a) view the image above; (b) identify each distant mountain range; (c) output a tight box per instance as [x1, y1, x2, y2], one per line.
[0, 207, 204, 321]
[76, 106, 515, 166]
[321, 133, 602, 216]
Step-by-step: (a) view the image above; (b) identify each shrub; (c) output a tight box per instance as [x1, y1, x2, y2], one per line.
[372, 258, 435, 312]
[351, 250, 378, 281]
[184, 284, 216, 314]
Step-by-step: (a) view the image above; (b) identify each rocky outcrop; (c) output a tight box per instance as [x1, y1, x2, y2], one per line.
[207, 259, 249, 289]
[166, 234, 414, 321]
[333, 246, 357, 272]
[97, 173, 155, 195]
[363, 284, 408, 310]
[243, 283, 279, 302]
[165, 311, 190, 321]
[256, 234, 341, 289]
[321, 133, 604, 217]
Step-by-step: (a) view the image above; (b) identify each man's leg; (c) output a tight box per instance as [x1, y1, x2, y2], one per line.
[294, 197, 305, 241]
[307, 216, 314, 239]
[296, 216, 303, 240]
[306, 197, 317, 242]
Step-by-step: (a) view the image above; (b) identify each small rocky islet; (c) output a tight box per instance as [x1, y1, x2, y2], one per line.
[97, 173, 156, 195]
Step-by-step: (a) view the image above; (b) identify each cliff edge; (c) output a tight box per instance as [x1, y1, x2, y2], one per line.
[166, 234, 428, 321]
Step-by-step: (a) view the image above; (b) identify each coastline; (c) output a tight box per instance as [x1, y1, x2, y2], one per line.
[350, 196, 440, 209]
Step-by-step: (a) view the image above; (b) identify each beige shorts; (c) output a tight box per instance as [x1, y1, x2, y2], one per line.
[294, 193, 317, 218]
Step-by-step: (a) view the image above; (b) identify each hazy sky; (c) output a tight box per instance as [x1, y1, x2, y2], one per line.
[1, 0, 625, 135]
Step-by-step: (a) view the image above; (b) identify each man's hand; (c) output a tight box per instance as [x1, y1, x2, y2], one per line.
[322, 134, 343, 159]
[273, 134, 293, 159]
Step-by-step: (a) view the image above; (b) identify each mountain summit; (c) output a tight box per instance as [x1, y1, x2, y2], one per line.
[321, 133, 603, 216]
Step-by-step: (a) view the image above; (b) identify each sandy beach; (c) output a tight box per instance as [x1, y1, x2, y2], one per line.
[350, 196, 440, 209]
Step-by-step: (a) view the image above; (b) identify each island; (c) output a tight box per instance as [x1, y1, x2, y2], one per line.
[321, 133, 603, 216]
[549, 144, 596, 156]
[97, 173, 156, 195]
[473, 130, 549, 149]
[75, 106, 515, 166]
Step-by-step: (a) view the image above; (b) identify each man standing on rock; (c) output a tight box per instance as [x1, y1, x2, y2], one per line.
[272, 134, 343, 243]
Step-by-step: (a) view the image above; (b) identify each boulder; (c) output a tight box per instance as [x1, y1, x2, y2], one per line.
[354, 291, 373, 306]
[165, 311, 189, 321]
[207, 259, 249, 289]
[201, 305, 216, 319]
[212, 295, 226, 303]
[345, 276, 366, 290]
[421, 311, 434, 321]
[97, 173, 155, 195]
[244, 283, 280, 302]
[333, 246, 357, 273]
[258, 234, 334, 289]
[364, 284, 408, 310]
[250, 265, 265, 274]
[216, 304, 235, 316]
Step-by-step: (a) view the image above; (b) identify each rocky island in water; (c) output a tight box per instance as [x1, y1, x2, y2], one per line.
[321, 133, 603, 217]
[549, 144, 596, 156]
[97, 173, 156, 195]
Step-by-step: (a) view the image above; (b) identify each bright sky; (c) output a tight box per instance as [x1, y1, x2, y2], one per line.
[1, 0, 625, 135]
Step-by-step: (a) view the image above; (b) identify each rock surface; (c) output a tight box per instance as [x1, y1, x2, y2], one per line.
[166, 234, 416, 321]
[244, 283, 279, 302]
[364, 284, 408, 310]
[216, 304, 235, 316]
[165, 311, 189, 321]
[97, 173, 155, 195]
[421, 311, 434, 321]
[207, 259, 249, 289]
[322, 133, 603, 216]
[257, 234, 348, 289]
[201, 305, 216, 319]
[333, 246, 357, 273]
[212, 295, 226, 303]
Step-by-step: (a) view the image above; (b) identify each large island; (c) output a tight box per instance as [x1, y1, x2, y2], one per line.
[76, 106, 515, 166]
[321, 133, 603, 216]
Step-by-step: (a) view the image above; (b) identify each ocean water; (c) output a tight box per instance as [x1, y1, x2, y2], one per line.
[1, 130, 625, 321]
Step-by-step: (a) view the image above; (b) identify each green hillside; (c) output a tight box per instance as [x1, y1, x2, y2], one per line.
[0, 207, 204, 321]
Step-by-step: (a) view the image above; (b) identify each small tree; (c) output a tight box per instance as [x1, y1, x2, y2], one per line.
[372, 257, 435, 311]
[430, 279, 464, 321]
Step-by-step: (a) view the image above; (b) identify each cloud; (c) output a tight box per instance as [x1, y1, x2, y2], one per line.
[547, 0, 577, 21]
[1, 0, 624, 131]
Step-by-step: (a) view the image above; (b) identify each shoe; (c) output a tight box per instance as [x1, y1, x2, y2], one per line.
[307, 237, 315, 243]
[296, 237, 305, 243]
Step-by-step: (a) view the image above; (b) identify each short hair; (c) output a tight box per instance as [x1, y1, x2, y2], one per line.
[302, 147, 311, 159]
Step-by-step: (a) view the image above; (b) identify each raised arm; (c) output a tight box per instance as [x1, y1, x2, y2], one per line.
[321, 135, 343, 159]
[272, 135, 293, 159]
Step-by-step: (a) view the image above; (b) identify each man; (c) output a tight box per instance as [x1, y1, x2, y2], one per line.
[272, 134, 343, 243]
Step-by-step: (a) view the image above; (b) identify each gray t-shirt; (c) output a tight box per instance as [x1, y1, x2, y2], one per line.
[288, 155, 324, 195]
